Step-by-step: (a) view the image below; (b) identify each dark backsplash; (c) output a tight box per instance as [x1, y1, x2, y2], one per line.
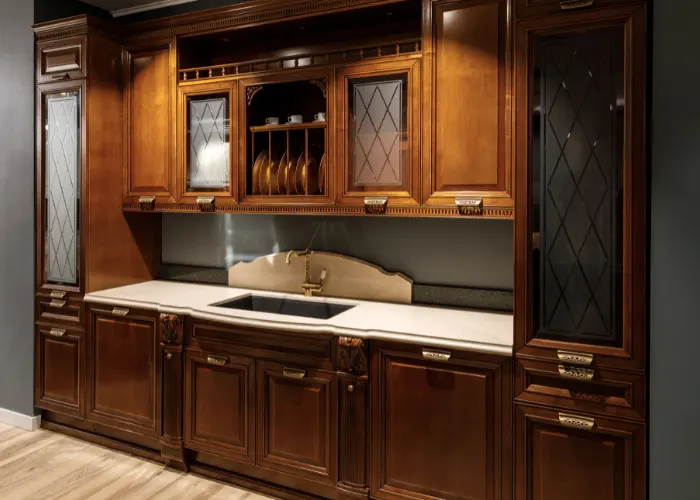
[162, 214, 514, 291]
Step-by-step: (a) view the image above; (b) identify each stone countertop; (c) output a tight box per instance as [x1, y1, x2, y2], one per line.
[84, 281, 513, 356]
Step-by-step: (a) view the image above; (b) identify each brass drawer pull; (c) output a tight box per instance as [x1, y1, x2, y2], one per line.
[558, 412, 595, 431]
[422, 349, 451, 362]
[455, 198, 484, 216]
[50, 299, 66, 308]
[197, 197, 215, 212]
[112, 307, 129, 317]
[49, 328, 66, 337]
[50, 291, 67, 299]
[364, 197, 388, 215]
[282, 368, 307, 379]
[557, 349, 593, 366]
[560, 0, 595, 10]
[49, 73, 70, 80]
[207, 355, 227, 366]
[558, 364, 595, 381]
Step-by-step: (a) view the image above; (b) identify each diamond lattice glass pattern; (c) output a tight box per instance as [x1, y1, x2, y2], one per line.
[352, 77, 404, 186]
[188, 96, 230, 190]
[45, 92, 80, 285]
[533, 27, 624, 346]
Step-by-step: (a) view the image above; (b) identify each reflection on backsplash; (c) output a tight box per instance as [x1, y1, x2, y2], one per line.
[162, 214, 514, 290]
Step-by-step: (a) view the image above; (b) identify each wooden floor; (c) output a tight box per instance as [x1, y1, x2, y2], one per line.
[0, 422, 276, 499]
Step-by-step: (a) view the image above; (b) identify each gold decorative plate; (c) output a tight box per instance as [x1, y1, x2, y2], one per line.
[296, 153, 319, 195]
[251, 150, 267, 195]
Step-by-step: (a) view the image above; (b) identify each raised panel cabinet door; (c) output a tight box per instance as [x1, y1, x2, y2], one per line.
[514, 5, 647, 371]
[184, 350, 255, 463]
[177, 81, 237, 205]
[123, 43, 175, 203]
[35, 325, 84, 418]
[36, 81, 86, 295]
[422, 0, 513, 213]
[514, 404, 645, 500]
[336, 58, 421, 207]
[371, 346, 509, 500]
[36, 35, 86, 83]
[256, 361, 338, 484]
[86, 308, 161, 437]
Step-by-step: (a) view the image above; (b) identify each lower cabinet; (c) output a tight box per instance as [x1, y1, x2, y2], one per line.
[184, 349, 255, 463]
[370, 342, 511, 500]
[35, 324, 84, 418]
[86, 306, 161, 437]
[256, 360, 338, 485]
[514, 404, 645, 500]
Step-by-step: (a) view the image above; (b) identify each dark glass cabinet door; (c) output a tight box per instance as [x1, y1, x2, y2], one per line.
[515, 5, 647, 369]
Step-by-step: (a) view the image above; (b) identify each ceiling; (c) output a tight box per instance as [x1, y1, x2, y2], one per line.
[80, 0, 198, 17]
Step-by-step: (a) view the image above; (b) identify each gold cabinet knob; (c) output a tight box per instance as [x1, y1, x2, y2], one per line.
[348, 385, 354, 393]
[166, 352, 173, 360]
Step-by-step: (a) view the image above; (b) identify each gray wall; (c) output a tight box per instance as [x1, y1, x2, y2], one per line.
[650, 1, 700, 498]
[163, 215, 514, 290]
[0, 0, 36, 416]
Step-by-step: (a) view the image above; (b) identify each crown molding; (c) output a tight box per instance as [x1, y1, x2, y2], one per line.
[111, 0, 197, 18]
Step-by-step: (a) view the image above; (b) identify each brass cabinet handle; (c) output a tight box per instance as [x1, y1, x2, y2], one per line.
[165, 352, 173, 360]
[206, 355, 227, 366]
[558, 412, 595, 431]
[50, 291, 67, 299]
[422, 349, 451, 362]
[347, 384, 354, 393]
[558, 364, 595, 381]
[560, 0, 595, 10]
[50, 299, 66, 308]
[49, 328, 66, 337]
[111, 307, 129, 317]
[49, 73, 70, 80]
[557, 349, 593, 366]
[282, 368, 307, 379]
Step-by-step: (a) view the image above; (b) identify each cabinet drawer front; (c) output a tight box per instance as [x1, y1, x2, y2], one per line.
[37, 36, 86, 83]
[515, 358, 645, 420]
[35, 325, 84, 418]
[184, 350, 255, 463]
[515, 404, 645, 500]
[36, 296, 83, 327]
[87, 309, 160, 436]
[516, 0, 640, 19]
[256, 361, 338, 484]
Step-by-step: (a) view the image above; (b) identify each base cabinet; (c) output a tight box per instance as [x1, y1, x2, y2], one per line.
[515, 404, 645, 500]
[371, 343, 511, 500]
[86, 307, 161, 437]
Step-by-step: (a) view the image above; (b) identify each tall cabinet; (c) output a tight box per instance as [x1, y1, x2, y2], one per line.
[513, 2, 647, 499]
[34, 16, 160, 424]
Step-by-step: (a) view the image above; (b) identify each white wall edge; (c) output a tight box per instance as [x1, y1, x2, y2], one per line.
[111, 0, 197, 17]
[0, 408, 41, 431]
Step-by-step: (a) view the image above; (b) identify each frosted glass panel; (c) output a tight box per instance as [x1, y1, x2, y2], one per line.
[45, 91, 80, 285]
[350, 75, 406, 186]
[187, 95, 230, 191]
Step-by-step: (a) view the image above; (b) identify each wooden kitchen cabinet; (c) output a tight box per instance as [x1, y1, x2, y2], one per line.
[256, 360, 338, 485]
[35, 324, 84, 419]
[184, 349, 255, 464]
[515, 0, 641, 19]
[514, 404, 645, 500]
[371, 341, 512, 500]
[335, 57, 421, 207]
[422, 0, 513, 214]
[86, 305, 161, 437]
[123, 41, 176, 204]
[36, 35, 86, 84]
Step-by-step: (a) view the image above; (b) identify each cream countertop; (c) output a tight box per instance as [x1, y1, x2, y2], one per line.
[84, 281, 513, 356]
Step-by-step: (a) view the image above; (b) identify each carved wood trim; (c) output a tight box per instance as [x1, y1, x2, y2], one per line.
[160, 313, 184, 346]
[246, 85, 263, 105]
[310, 79, 328, 98]
[337, 337, 368, 377]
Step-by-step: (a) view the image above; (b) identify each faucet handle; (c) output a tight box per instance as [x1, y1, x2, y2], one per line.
[320, 269, 327, 282]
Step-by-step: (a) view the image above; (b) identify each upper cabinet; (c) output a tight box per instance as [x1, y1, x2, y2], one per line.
[123, 41, 176, 205]
[516, 0, 641, 19]
[36, 35, 86, 83]
[422, 0, 513, 215]
[514, 4, 647, 370]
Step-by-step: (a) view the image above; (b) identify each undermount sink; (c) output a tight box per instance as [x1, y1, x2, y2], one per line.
[211, 295, 355, 320]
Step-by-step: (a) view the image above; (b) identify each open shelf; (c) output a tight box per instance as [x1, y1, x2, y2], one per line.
[250, 122, 327, 133]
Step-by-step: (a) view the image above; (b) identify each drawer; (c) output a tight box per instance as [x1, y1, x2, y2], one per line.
[37, 35, 87, 83]
[36, 295, 84, 327]
[515, 0, 641, 18]
[187, 319, 335, 370]
[515, 357, 645, 421]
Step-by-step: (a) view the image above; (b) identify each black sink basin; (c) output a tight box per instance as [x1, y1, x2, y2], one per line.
[212, 295, 355, 320]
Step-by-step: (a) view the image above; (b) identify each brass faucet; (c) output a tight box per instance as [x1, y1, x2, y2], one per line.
[286, 250, 327, 297]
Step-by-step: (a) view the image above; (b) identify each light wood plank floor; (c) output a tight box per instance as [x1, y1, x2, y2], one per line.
[0, 422, 277, 500]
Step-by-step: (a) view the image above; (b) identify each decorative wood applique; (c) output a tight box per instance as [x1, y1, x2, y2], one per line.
[160, 313, 183, 346]
[337, 337, 368, 376]
[310, 79, 327, 98]
[246, 85, 263, 105]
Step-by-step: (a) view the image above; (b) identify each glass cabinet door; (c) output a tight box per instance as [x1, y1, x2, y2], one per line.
[179, 82, 236, 202]
[43, 86, 82, 288]
[336, 58, 420, 206]
[516, 5, 647, 367]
